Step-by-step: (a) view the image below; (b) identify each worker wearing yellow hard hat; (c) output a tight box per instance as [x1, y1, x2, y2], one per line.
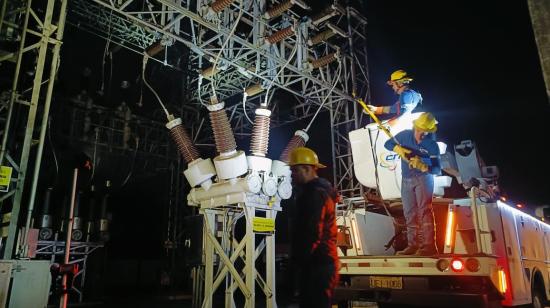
[366, 69, 423, 117]
[384, 112, 441, 256]
[288, 146, 339, 307]
[288, 146, 327, 169]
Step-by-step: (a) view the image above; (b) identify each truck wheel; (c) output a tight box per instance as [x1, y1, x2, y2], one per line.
[531, 287, 544, 308]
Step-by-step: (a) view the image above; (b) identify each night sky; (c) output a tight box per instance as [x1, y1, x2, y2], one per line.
[57, 0, 550, 207]
[363, 1, 550, 205]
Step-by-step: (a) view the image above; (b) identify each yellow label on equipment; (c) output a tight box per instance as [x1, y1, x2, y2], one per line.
[253, 217, 275, 233]
[0, 166, 13, 192]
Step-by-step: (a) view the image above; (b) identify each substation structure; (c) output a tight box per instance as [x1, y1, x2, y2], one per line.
[0, 0, 370, 306]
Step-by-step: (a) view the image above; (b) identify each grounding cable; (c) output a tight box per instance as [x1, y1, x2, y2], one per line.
[210, 0, 244, 98]
[263, 43, 298, 107]
[304, 60, 342, 132]
[242, 91, 254, 125]
[142, 54, 170, 119]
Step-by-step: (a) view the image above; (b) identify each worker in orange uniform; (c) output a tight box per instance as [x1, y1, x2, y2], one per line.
[289, 147, 339, 308]
[384, 113, 442, 256]
[366, 69, 423, 117]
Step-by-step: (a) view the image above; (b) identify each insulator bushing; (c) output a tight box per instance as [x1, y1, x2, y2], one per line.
[201, 66, 219, 79]
[279, 130, 308, 163]
[250, 109, 271, 157]
[145, 41, 164, 57]
[310, 52, 337, 69]
[265, 26, 294, 45]
[265, 0, 293, 19]
[245, 84, 264, 97]
[308, 29, 335, 46]
[209, 109, 237, 155]
[166, 118, 200, 163]
[211, 0, 235, 13]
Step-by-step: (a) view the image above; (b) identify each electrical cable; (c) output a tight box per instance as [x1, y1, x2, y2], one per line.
[47, 117, 59, 187]
[263, 43, 298, 107]
[304, 60, 342, 132]
[196, 76, 210, 107]
[121, 137, 139, 187]
[142, 55, 170, 118]
[89, 128, 99, 185]
[100, 37, 110, 94]
[242, 92, 254, 125]
[210, 0, 244, 98]
[370, 129, 402, 227]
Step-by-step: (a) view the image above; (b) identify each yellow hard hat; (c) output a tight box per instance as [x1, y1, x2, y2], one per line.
[289, 147, 326, 168]
[413, 112, 438, 133]
[387, 69, 413, 84]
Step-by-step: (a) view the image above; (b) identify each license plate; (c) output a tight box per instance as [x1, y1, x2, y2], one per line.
[369, 276, 403, 289]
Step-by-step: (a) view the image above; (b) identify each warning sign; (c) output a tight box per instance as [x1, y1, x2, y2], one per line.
[0, 166, 12, 192]
[252, 217, 275, 233]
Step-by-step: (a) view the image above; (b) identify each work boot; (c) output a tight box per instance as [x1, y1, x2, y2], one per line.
[396, 245, 418, 255]
[415, 246, 438, 256]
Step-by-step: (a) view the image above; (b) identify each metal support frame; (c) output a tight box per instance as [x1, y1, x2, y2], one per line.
[69, 0, 370, 196]
[330, 11, 369, 200]
[0, 0, 69, 259]
[1, 0, 371, 305]
[199, 198, 280, 308]
[35, 234, 104, 302]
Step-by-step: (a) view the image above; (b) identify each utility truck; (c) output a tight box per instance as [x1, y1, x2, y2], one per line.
[335, 113, 550, 308]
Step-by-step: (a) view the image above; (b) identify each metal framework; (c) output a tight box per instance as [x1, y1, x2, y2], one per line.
[67, 0, 370, 198]
[35, 234, 104, 302]
[0, 0, 69, 259]
[191, 196, 281, 308]
[2, 0, 370, 306]
[65, 1, 370, 307]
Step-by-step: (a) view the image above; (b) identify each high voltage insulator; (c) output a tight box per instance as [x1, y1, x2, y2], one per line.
[308, 29, 335, 46]
[201, 66, 220, 79]
[309, 52, 338, 69]
[209, 107, 237, 155]
[211, 0, 235, 13]
[279, 130, 309, 163]
[312, 3, 345, 26]
[250, 109, 271, 157]
[265, 26, 294, 45]
[264, 0, 310, 19]
[145, 41, 164, 57]
[265, 0, 293, 19]
[166, 118, 200, 163]
[245, 84, 265, 97]
[308, 22, 348, 46]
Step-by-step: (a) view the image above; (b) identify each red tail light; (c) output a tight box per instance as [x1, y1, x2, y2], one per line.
[451, 259, 464, 272]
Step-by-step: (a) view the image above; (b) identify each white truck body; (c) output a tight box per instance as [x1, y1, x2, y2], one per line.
[337, 118, 550, 308]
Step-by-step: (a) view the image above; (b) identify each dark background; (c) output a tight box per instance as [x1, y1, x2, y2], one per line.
[362, 0, 550, 205]
[57, 0, 550, 207]
[11, 0, 546, 303]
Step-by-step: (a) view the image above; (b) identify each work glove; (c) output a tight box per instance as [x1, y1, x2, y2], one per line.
[409, 156, 429, 172]
[363, 104, 377, 114]
[393, 145, 411, 160]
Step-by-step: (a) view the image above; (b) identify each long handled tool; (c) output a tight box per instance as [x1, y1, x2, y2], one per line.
[354, 97, 434, 174]
[355, 97, 402, 148]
